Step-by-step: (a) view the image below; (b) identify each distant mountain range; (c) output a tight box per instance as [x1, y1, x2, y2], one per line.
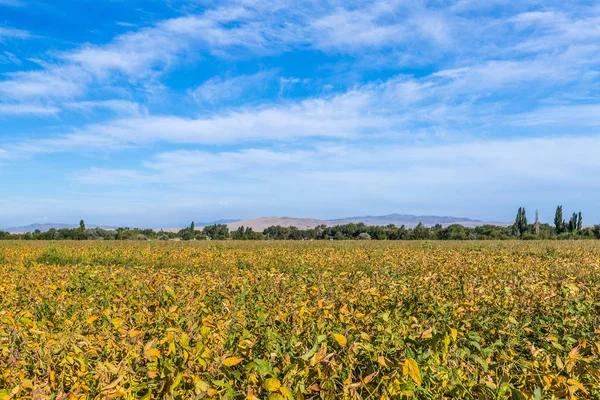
[227, 217, 328, 231]
[227, 214, 507, 231]
[328, 214, 503, 227]
[4, 214, 508, 234]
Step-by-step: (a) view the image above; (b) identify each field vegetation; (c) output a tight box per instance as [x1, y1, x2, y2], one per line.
[1, 241, 600, 399]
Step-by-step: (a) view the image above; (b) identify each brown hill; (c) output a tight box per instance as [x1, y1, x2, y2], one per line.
[227, 217, 327, 231]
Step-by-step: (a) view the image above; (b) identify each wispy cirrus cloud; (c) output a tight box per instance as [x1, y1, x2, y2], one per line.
[0, 0, 23, 7]
[5, 49, 600, 157]
[510, 104, 600, 128]
[0, 103, 60, 115]
[0, 26, 30, 39]
[189, 70, 278, 103]
[0, 5, 275, 101]
[0, 65, 88, 100]
[10, 90, 382, 154]
[64, 100, 146, 116]
[0, 0, 521, 102]
[0, 51, 21, 65]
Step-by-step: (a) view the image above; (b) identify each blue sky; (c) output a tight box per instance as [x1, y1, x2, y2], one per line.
[1, 0, 600, 228]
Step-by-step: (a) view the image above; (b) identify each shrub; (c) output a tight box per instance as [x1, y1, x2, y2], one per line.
[358, 232, 371, 240]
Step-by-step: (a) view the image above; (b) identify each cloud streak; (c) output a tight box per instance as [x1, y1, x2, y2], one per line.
[0, 26, 30, 39]
[189, 70, 278, 103]
[0, 103, 59, 115]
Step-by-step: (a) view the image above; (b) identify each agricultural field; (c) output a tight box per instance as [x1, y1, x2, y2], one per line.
[1, 241, 600, 399]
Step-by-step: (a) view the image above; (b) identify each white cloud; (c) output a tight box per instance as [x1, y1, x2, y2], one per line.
[0, 0, 23, 6]
[72, 148, 313, 185]
[0, 26, 30, 39]
[0, 103, 60, 115]
[0, 65, 88, 100]
[0, 0, 596, 108]
[307, 3, 454, 51]
[8, 84, 392, 154]
[510, 104, 600, 127]
[64, 100, 146, 116]
[0, 1, 487, 102]
[509, 10, 600, 53]
[6, 54, 600, 157]
[189, 70, 277, 103]
[74, 135, 600, 187]
[0, 51, 21, 65]
[309, 9, 407, 50]
[0, 5, 270, 101]
[116, 22, 137, 28]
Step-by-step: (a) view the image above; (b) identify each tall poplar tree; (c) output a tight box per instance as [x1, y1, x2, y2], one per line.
[513, 207, 528, 236]
[554, 206, 564, 234]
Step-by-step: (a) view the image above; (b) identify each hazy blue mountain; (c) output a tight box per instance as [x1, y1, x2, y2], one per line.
[196, 219, 241, 227]
[328, 214, 504, 228]
[225, 214, 507, 231]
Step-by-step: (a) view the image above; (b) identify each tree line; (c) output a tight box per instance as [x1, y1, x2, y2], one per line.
[1, 207, 599, 241]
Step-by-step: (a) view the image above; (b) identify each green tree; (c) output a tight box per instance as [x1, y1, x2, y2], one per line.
[190, 221, 195, 236]
[80, 220, 86, 231]
[568, 212, 578, 233]
[412, 222, 429, 240]
[513, 207, 528, 236]
[554, 206, 564, 234]
[202, 224, 229, 240]
[577, 212, 583, 231]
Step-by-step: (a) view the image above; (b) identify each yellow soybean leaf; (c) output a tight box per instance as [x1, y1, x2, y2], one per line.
[406, 358, 422, 386]
[144, 347, 161, 358]
[280, 386, 293, 399]
[333, 333, 347, 346]
[421, 328, 433, 339]
[86, 316, 99, 324]
[247, 389, 260, 400]
[450, 328, 458, 342]
[21, 379, 34, 390]
[340, 304, 350, 315]
[100, 376, 123, 392]
[567, 378, 588, 394]
[110, 318, 125, 328]
[262, 378, 281, 392]
[363, 372, 377, 384]
[556, 355, 564, 370]
[223, 356, 244, 367]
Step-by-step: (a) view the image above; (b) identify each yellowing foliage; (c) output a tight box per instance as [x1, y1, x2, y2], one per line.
[223, 357, 244, 367]
[333, 333, 347, 347]
[1, 240, 600, 398]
